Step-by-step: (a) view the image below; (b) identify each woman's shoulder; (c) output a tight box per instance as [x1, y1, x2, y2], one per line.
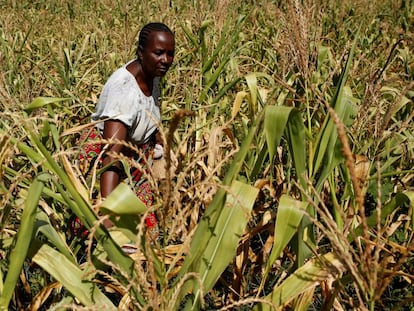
[107, 64, 133, 83]
[103, 63, 136, 92]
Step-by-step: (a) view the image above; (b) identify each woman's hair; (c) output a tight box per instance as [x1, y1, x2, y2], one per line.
[136, 22, 174, 58]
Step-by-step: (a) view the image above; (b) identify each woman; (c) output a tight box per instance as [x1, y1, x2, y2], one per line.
[74, 22, 175, 236]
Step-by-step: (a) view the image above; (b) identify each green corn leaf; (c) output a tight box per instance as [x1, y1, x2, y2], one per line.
[47, 105, 61, 150]
[24, 97, 68, 114]
[100, 182, 148, 239]
[223, 106, 266, 188]
[313, 30, 359, 176]
[198, 16, 246, 104]
[197, 181, 258, 293]
[173, 109, 265, 308]
[199, 43, 247, 104]
[276, 72, 296, 106]
[15, 140, 53, 170]
[246, 73, 259, 117]
[18, 123, 146, 304]
[199, 19, 210, 59]
[180, 180, 259, 310]
[0, 269, 3, 298]
[259, 195, 307, 293]
[27, 126, 135, 271]
[100, 182, 147, 215]
[254, 252, 345, 311]
[315, 85, 358, 193]
[380, 86, 411, 115]
[32, 244, 116, 309]
[263, 105, 307, 187]
[403, 190, 414, 228]
[35, 210, 75, 262]
[214, 76, 242, 104]
[246, 72, 275, 118]
[201, 19, 227, 74]
[264, 105, 294, 162]
[352, 191, 414, 239]
[0, 178, 43, 309]
[316, 45, 333, 72]
[292, 288, 316, 311]
[249, 138, 270, 180]
[201, 15, 245, 74]
[286, 109, 308, 191]
[268, 107, 310, 268]
[179, 22, 199, 52]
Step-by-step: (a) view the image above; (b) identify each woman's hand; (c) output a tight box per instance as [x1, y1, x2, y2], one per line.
[101, 120, 128, 198]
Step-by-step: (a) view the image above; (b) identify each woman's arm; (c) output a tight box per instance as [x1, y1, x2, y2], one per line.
[101, 120, 128, 198]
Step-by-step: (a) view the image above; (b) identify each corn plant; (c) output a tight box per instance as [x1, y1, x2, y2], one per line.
[1, 0, 414, 310]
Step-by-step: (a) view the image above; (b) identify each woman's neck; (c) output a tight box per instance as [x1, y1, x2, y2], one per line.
[126, 59, 153, 96]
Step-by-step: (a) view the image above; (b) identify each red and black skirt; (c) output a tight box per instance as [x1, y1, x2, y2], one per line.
[71, 126, 157, 238]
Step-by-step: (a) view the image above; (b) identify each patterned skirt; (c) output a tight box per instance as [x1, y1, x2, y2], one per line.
[71, 126, 157, 237]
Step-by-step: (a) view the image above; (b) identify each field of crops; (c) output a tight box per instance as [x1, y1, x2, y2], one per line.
[1, 0, 413, 310]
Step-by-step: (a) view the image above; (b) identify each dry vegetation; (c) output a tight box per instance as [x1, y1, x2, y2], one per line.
[0, 0, 413, 310]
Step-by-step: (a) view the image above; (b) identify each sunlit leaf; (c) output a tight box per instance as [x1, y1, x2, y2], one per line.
[264, 105, 293, 161]
[179, 180, 259, 310]
[32, 245, 116, 309]
[100, 182, 147, 215]
[35, 210, 75, 262]
[0, 178, 43, 309]
[254, 252, 345, 310]
[24, 97, 68, 114]
[313, 30, 360, 176]
[259, 194, 306, 292]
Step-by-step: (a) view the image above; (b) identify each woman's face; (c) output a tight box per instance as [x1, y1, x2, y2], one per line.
[139, 31, 175, 78]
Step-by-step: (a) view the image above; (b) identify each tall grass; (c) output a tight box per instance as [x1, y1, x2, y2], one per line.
[1, 0, 413, 310]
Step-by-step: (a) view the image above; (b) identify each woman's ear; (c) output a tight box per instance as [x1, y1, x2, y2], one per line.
[137, 45, 144, 62]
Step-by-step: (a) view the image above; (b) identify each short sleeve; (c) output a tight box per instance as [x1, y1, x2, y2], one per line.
[92, 70, 141, 128]
[92, 64, 161, 144]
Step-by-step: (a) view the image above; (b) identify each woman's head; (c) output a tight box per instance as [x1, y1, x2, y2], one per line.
[137, 22, 175, 78]
[138, 23, 174, 50]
